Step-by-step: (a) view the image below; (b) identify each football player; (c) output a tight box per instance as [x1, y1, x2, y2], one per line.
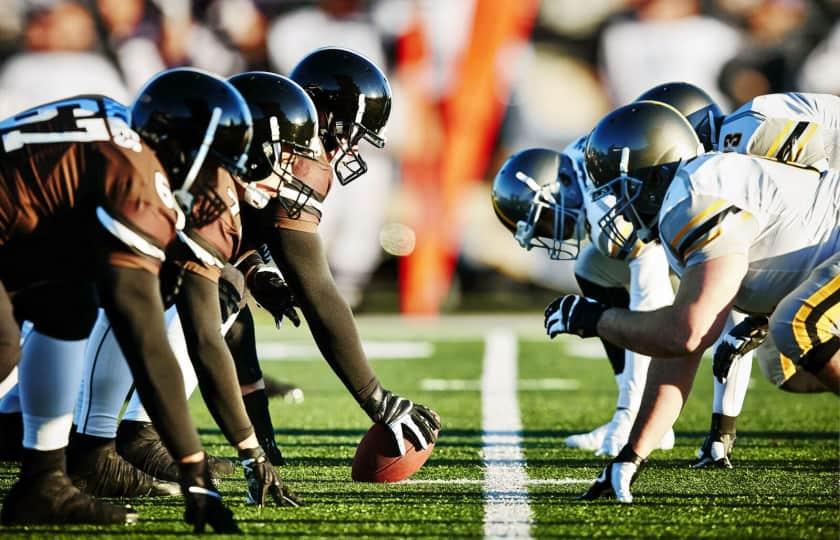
[0, 68, 250, 529]
[491, 144, 676, 457]
[546, 101, 840, 502]
[639, 83, 840, 467]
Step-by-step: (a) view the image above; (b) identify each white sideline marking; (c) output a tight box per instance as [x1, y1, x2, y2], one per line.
[404, 478, 589, 486]
[421, 378, 580, 392]
[482, 331, 532, 539]
[257, 341, 433, 361]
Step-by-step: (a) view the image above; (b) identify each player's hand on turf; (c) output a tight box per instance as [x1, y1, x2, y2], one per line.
[179, 457, 240, 534]
[580, 446, 644, 504]
[240, 446, 302, 507]
[544, 294, 608, 338]
[713, 315, 768, 383]
[249, 265, 301, 328]
[362, 386, 441, 456]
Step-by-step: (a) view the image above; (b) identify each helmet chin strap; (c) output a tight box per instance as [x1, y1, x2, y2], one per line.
[174, 106, 222, 214]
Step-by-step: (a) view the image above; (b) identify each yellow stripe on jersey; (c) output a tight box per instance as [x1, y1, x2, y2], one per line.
[682, 227, 721, 259]
[779, 353, 797, 381]
[668, 199, 728, 254]
[792, 122, 819, 163]
[763, 119, 795, 158]
[791, 273, 840, 355]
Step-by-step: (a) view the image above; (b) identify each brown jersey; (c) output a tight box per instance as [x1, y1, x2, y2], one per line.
[167, 167, 243, 282]
[0, 96, 182, 290]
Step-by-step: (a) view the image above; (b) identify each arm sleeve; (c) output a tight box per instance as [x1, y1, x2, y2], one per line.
[174, 271, 254, 446]
[96, 265, 202, 459]
[264, 228, 379, 403]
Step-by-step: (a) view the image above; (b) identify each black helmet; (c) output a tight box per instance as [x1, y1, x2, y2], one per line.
[131, 67, 253, 213]
[290, 47, 391, 185]
[636, 82, 723, 151]
[492, 148, 583, 260]
[228, 71, 320, 211]
[586, 101, 702, 244]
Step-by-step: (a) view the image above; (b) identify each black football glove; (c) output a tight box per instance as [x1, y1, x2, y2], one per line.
[544, 294, 608, 338]
[361, 385, 441, 456]
[249, 265, 301, 328]
[239, 446, 302, 507]
[179, 457, 240, 534]
[580, 445, 645, 504]
[713, 315, 768, 383]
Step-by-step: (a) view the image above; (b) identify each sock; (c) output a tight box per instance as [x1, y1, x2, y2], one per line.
[21, 447, 66, 477]
[20, 331, 86, 450]
[711, 412, 737, 435]
[616, 350, 650, 413]
[123, 308, 198, 423]
[242, 389, 278, 452]
[712, 312, 753, 417]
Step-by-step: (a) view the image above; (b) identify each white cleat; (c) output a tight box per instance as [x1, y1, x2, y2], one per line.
[565, 422, 610, 451]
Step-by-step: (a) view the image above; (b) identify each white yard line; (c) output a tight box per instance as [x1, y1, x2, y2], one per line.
[421, 378, 580, 392]
[482, 330, 533, 539]
[257, 341, 433, 361]
[403, 478, 590, 486]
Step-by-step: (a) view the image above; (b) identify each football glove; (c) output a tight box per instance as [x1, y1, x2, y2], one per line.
[249, 265, 301, 328]
[580, 446, 644, 503]
[713, 315, 768, 383]
[544, 294, 608, 338]
[239, 446, 302, 507]
[179, 457, 239, 533]
[361, 386, 441, 456]
[691, 431, 735, 469]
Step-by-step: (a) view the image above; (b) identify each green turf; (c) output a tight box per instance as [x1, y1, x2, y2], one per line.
[0, 324, 837, 538]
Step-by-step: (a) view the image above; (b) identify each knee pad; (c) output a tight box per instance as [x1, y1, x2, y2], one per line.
[15, 282, 98, 340]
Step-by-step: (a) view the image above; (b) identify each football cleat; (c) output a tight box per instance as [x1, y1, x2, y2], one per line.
[263, 376, 305, 404]
[692, 431, 735, 469]
[116, 421, 235, 482]
[565, 421, 610, 451]
[1, 468, 138, 525]
[67, 434, 180, 497]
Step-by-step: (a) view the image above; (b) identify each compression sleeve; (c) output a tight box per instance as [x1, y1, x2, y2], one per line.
[175, 271, 254, 446]
[96, 265, 202, 459]
[264, 228, 379, 402]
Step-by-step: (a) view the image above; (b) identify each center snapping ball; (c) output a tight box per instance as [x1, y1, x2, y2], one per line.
[351, 424, 436, 482]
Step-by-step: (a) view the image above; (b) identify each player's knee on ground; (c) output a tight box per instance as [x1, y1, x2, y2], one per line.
[14, 282, 98, 340]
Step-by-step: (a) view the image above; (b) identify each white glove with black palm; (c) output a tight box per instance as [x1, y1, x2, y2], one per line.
[544, 294, 608, 338]
[361, 385, 441, 456]
[239, 446, 302, 507]
[713, 315, 768, 383]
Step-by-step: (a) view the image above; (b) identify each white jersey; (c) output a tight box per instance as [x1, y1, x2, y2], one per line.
[563, 136, 648, 262]
[659, 152, 840, 315]
[717, 92, 840, 171]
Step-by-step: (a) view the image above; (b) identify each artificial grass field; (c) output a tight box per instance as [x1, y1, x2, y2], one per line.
[0, 314, 837, 538]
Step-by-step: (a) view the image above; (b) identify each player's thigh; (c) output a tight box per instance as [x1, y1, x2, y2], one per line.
[13, 281, 99, 340]
[770, 252, 840, 372]
[0, 281, 19, 381]
[573, 242, 630, 290]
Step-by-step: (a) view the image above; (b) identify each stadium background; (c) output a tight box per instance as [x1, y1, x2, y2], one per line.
[0, 0, 838, 315]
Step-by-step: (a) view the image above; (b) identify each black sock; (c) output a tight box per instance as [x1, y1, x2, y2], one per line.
[69, 428, 114, 452]
[710, 413, 737, 435]
[242, 389, 277, 450]
[615, 444, 644, 466]
[21, 447, 66, 478]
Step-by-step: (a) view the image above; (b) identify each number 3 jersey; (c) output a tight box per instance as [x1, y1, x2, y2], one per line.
[717, 92, 840, 172]
[658, 152, 840, 315]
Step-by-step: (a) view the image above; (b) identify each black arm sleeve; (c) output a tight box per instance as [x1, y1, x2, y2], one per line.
[175, 271, 254, 446]
[265, 229, 378, 403]
[226, 305, 263, 387]
[96, 265, 202, 459]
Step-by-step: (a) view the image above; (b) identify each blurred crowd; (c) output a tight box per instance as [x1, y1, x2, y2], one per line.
[0, 0, 838, 312]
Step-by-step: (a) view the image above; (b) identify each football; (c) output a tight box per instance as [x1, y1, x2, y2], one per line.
[351, 423, 436, 482]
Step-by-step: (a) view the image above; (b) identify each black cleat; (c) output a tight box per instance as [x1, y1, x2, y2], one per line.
[0, 412, 23, 462]
[1, 469, 138, 525]
[116, 420, 234, 482]
[691, 431, 736, 469]
[68, 433, 180, 497]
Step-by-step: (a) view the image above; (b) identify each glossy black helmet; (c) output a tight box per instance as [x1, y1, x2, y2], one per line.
[586, 101, 703, 244]
[492, 148, 584, 260]
[228, 71, 320, 211]
[290, 47, 391, 185]
[636, 82, 723, 151]
[131, 68, 253, 211]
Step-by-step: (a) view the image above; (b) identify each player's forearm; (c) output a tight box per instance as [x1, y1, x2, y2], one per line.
[176, 271, 255, 447]
[265, 230, 379, 403]
[597, 305, 702, 357]
[97, 264, 203, 459]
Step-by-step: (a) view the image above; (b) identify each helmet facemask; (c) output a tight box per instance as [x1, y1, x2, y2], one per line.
[513, 170, 582, 260]
[327, 94, 387, 185]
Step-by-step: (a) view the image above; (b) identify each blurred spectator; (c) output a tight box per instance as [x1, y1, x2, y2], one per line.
[0, 1, 129, 117]
[267, 0, 396, 309]
[598, 0, 742, 108]
[799, 20, 840, 93]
